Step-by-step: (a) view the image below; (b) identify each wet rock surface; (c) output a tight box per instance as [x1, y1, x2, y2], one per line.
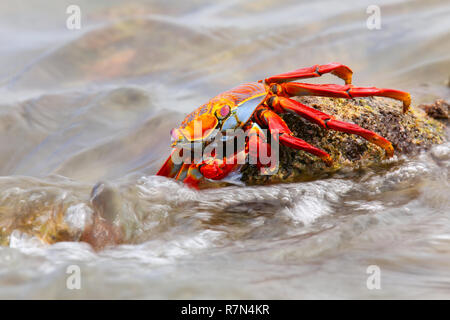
[419, 99, 449, 120]
[242, 97, 447, 185]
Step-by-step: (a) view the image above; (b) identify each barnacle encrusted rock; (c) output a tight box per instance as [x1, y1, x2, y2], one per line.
[242, 97, 447, 185]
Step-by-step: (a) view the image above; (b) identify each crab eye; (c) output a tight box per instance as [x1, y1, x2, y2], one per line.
[216, 105, 231, 119]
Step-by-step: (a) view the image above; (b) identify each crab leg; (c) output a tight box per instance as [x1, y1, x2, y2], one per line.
[269, 96, 394, 157]
[264, 63, 353, 85]
[182, 164, 204, 189]
[247, 122, 271, 167]
[175, 163, 191, 181]
[278, 82, 411, 113]
[256, 107, 333, 166]
[156, 149, 182, 178]
[157, 149, 206, 189]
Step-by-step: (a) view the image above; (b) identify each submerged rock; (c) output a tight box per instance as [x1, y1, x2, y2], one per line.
[242, 96, 447, 185]
[419, 99, 449, 120]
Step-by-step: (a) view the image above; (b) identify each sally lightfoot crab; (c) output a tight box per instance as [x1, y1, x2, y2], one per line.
[157, 63, 411, 188]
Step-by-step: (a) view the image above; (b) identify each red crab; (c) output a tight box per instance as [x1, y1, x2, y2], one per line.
[157, 63, 410, 189]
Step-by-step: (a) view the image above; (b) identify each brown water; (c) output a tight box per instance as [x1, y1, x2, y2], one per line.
[0, 0, 449, 299]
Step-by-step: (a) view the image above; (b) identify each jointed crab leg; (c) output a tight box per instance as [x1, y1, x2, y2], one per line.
[269, 96, 394, 157]
[182, 165, 204, 188]
[175, 163, 191, 181]
[277, 82, 411, 113]
[247, 122, 271, 167]
[157, 149, 182, 178]
[264, 63, 353, 85]
[256, 107, 333, 166]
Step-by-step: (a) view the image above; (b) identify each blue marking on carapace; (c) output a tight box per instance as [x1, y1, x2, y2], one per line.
[221, 94, 265, 131]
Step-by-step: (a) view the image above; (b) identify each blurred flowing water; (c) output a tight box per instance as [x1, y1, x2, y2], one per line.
[0, 0, 449, 299]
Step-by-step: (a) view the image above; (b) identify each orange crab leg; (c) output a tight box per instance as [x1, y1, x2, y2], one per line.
[256, 108, 333, 166]
[264, 63, 353, 85]
[247, 122, 271, 167]
[270, 96, 394, 157]
[175, 163, 191, 181]
[182, 164, 204, 189]
[157, 156, 205, 189]
[279, 82, 411, 113]
[156, 149, 182, 178]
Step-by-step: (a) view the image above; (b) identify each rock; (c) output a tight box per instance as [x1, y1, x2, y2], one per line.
[241, 97, 447, 185]
[80, 182, 123, 250]
[419, 99, 449, 120]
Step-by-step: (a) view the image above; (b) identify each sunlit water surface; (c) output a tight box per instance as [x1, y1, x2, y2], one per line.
[0, 0, 449, 299]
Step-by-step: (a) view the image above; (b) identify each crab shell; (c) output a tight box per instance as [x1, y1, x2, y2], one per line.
[171, 82, 267, 148]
